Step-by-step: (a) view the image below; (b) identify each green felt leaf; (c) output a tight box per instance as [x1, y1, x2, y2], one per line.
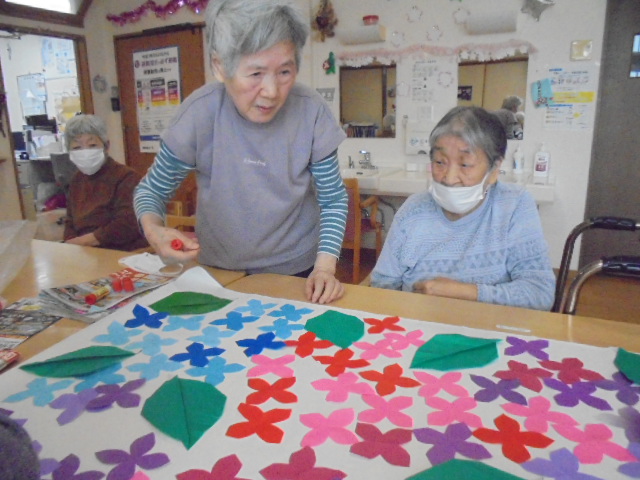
[615, 348, 640, 384]
[410, 333, 500, 371]
[20, 346, 135, 378]
[150, 291, 232, 315]
[406, 459, 525, 480]
[305, 310, 364, 349]
[142, 376, 226, 449]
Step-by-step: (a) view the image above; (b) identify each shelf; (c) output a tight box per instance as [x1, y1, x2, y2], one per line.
[338, 24, 386, 45]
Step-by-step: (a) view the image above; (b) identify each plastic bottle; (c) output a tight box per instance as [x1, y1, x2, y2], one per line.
[532, 143, 550, 185]
[512, 146, 525, 184]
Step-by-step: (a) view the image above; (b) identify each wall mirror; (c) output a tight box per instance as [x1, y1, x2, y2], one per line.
[457, 55, 528, 139]
[340, 63, 396, 138]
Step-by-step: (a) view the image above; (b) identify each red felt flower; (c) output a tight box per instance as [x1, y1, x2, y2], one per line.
[285, 332, 333, 358]
[539, 357, 604, 384]
[472, 414, 553, 463]
[246, 377, 298, 405]
[313, 348, 370, 377]
[494, 360, 553, 392]
[364, 316, 406, 334]
[359, 363, 421, 396]
[226, 403, 291, 444]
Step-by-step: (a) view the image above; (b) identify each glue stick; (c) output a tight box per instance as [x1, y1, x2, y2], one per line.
[85, 285, 111, 305]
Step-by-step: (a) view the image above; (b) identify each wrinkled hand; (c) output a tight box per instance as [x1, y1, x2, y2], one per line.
[305, 267, 344, 304]
[140, 214, 200, 264]
[413, 277, 478, 302]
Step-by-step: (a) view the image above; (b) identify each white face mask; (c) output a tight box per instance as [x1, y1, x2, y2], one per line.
[429, 171, 492, 215]
[69, 148, 106, 175]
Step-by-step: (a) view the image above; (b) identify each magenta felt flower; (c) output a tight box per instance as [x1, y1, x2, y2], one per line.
[259, 447, 346, 480]
[350, 422, 413, 466]
[176, 454, 250, 480]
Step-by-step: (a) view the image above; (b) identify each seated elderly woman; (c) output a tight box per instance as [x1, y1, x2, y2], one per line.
[370, 106, 555, 311]
[63, 114, 148, 251]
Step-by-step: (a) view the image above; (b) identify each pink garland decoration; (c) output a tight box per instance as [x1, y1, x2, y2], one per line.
[106, 0, 210, 26]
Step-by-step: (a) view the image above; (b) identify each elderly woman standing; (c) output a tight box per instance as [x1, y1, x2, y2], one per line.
[371, 106, 555, 311]
[63, 114, 148, 251]
[134, 0, 347, 303]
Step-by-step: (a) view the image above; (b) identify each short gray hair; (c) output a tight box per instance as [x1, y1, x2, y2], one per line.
[204, 0, 309, 77]
[501, 95, 523, 111]
[64, 114, 109, 151]
[429, 106, 507, 169]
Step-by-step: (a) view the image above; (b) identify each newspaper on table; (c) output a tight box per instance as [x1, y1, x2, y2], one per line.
[0, 297, 63, 348]
[38, 267, 173, 323]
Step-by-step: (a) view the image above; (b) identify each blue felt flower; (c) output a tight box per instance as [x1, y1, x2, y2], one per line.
[267, 303, 313, 322]
[124, 304, 168, 329]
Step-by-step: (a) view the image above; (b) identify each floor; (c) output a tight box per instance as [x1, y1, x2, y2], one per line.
[336, 248, 640, 325]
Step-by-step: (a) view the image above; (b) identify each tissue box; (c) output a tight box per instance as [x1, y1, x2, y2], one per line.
[0, 220, 37, 295]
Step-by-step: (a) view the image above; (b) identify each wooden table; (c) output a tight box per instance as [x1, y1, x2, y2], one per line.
[227, 273, 640, 352]
[3, 240, 245, 361]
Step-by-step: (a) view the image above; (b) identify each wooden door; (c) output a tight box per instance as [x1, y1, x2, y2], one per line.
[114, 25, 205, 215]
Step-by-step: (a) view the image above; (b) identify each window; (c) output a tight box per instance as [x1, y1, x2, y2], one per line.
[4, 0, 73, 14]
[0, 0, 90, 27]
[631, 33, 640, 78]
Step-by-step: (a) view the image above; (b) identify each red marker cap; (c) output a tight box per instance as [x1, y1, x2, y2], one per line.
[171, 239, 184, 251]
[122, 277, 135, 292]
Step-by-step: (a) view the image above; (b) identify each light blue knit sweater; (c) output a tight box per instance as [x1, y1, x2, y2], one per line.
[371, 182, 556, 311]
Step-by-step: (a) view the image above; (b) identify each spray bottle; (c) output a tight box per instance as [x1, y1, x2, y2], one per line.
[532, 143, 550, 185]
[512, 145, 525, 185]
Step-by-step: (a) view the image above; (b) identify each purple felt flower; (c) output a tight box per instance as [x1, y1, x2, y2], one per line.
[523, 448, 605, 480]
[33, 440, 60, 476]
[49, 389, 99, 425]
[620, 407, 640, 443]
[95, 432, 169, 480]
[544, 378, 612, 411]
[619, 442, 640, 478]
[85, 379, 146, 411]
[470, 375, 527, 405]
[596, 372, 640, 406]
[51, 454, 104, 480]
[504, 336, 549, 360]
[414, 422, 492, 465]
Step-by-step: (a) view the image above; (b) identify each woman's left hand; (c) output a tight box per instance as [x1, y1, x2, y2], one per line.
[305, 268, 344, 304]
[305, 253, 344, 304]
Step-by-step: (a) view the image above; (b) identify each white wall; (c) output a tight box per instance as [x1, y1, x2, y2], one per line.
[307, 0, 606, 268]
[0, 0, 607, 268]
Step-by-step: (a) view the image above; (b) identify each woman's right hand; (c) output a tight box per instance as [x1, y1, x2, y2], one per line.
[140, 213, 200, 263]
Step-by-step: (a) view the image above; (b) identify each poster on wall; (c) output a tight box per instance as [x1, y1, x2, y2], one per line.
[532, 66, 596, 131]
[17, 73, 47, 118]
[133, 46, 182, 153]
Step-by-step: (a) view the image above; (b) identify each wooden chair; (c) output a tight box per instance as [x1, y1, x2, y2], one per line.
[166, 214, 196, 232]
[341, 178, 383, 284]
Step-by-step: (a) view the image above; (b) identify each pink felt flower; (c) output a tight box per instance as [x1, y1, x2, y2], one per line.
[383, 330, 425, 350]
[414, 371, 469, 399]
[502, 396, 578, 433]
[358, 394, 414, 427]
[426, 396, 483, 428]
[299, 408, 358, 447]
[311, 372, 375, 402]
[553, 423, 636, 464]
[353, 338, 402, 360]
[247, 354, 296, 378]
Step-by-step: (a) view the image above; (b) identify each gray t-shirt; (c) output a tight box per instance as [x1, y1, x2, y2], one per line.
[162, 82, 346, 274]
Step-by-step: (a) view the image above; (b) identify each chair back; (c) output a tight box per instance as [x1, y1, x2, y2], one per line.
[166, 214, 196, 232]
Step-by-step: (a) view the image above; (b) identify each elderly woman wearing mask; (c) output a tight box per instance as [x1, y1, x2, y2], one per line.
[63, 114, 148, 251]
[134, 0, 347, 304]
[371, 106, 555, 311]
